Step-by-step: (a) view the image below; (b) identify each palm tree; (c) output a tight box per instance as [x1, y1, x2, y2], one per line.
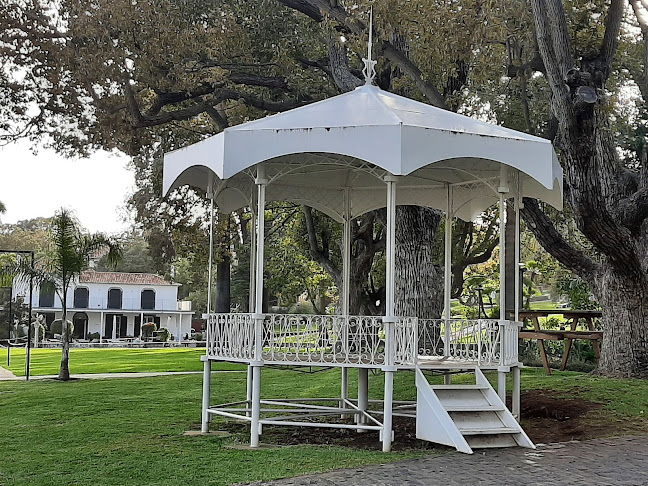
[16, 208, 121, 380]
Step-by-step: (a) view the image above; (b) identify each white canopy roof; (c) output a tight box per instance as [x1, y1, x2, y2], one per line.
[164, 85, 562, 221]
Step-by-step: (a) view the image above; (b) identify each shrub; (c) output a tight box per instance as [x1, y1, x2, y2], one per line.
[50, 319, 73, 336]
[157, 327, 170, 342]
[142, 322, 157, 338]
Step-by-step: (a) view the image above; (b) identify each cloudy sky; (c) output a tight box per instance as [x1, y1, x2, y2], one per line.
[0, 140, 135, 234]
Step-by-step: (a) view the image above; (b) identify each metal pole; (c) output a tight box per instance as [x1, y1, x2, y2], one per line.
[201, 358, 212, 433]
[382, 176, 397, 453]
[207, 180, 215, 316]
[248, 210, 256, 313]
[250, 165, 267, 448]
[499, 167, 509, 321]
[384, 177, 397, 317]
[26, 252, 34, 380]
[8, 297, 12, 367]
[443, 184, 453, 359]
[514, 176, 521, 322]
[341, 188, 351, 416]
[357, 368, 369, 431]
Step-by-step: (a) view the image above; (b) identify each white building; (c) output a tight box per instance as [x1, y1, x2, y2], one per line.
[23, 271, 193, 342]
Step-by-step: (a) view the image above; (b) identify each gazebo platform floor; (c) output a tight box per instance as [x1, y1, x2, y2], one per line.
[205, 353, 514, 371]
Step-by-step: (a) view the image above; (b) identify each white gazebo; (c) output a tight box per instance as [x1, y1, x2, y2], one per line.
[163, 51, 562, 453]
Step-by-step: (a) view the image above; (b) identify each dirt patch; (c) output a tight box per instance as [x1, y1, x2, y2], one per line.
[220, 416, 441, 452]
[212, 390, 639, 451]
[517, 389, 620, 444]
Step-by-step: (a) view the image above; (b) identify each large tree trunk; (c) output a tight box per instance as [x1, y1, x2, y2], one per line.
[215, 256, 231, 313]
[394, 206, 443, 319]
[595, 271, 648, 378]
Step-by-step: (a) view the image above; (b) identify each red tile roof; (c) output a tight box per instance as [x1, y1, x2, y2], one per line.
[80, 271, 175, 286]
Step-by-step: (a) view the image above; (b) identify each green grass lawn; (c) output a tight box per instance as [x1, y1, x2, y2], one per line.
[0, 369, 425, 485]
[2, 347, 245, 376]
[1, 345, 646, 485]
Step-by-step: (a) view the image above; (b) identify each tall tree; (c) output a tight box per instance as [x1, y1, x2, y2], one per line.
[6, 0, 648, 375]
[14, 209, 121, 380]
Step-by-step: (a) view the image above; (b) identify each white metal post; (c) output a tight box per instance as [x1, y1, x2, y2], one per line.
[384, 176, 397, 317]
[250, 165, 267, 448]
[497, 169, 510, 402]
[201, 358, 212, 433]
[207, 179, 215, 316]
[341, 188, 351, 416]
[382, 175, 397, 453]
[497, 370, 507, 402]
[514, 176, 521, 322]
[499, 167, 509, 321]
[357, 368, 369, 431]
[248, 210, 257, 313]
[382, 370, 394, 452]
[443, 185, 453, 384]
[512, 365, 521, 420]
[443, 184, 453, 354]
[99, 311, 103, 344]
[246, 365, 253, 417]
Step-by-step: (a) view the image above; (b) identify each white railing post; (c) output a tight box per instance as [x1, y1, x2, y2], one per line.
[477, 319, 482, 366]
[499, 320, 506, 367]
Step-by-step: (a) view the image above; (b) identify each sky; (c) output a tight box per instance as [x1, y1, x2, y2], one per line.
[0, 140, 135, 234]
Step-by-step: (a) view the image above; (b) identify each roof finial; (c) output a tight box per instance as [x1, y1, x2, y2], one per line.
[362, 7, 377, 85]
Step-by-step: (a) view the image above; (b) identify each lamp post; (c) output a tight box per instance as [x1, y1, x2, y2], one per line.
[0, 249, 35, 380]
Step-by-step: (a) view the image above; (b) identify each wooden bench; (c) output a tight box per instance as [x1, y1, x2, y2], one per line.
[518, 310, 602, 375]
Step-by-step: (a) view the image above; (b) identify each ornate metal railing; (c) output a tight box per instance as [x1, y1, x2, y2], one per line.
[418, 318, 520, 366]
[206, 313, 255, 360]
[207, 313, 418, 366]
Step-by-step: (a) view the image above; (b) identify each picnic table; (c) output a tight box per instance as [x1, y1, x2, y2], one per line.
[518, 310, 602, 375]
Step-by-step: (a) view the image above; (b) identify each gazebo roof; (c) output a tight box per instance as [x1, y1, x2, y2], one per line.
[164, 85, 562, 221]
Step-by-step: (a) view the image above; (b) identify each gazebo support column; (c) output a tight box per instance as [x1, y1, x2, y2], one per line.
[357, 368, 369, 431]
[201, 357, 212, 433]
[513, 178, 522, 420]
[341, 188, 351, 417]
[498, 169, 509, 401]
[204, 179, 216, 425]
[443, 184, 453, 385]
[247, 210, 257, 418]
[382, 175, 398, 453]
[250, 166, 267, 448]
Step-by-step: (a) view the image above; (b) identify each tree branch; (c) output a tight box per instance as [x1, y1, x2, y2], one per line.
[529, 0, 574, 121]
[600, 0, 625, 70]
[521, 198, 599, 280]
[302, 206, 341, 285]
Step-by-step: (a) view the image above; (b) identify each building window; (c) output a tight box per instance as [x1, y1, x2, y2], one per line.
[39, 287, 55, 307]
[141, 290, 155, 310]
[74, 287, 89, 308]
[107, 288, 122, 309]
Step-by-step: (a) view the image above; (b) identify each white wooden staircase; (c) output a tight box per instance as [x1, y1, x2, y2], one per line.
[415, 367, 534, 454]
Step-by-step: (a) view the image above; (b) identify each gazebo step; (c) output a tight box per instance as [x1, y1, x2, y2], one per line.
[458, 426, 520, 435]
[430, 384, 489, 390]
[444, 404, 505, 412]
[466, 434, 519, 449]
[415, 367, 535, 454]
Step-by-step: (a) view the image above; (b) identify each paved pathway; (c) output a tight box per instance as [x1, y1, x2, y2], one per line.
[247, 435, 648, 486]
[0, 369, 243, 381]
[0, 366, 17, 380]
